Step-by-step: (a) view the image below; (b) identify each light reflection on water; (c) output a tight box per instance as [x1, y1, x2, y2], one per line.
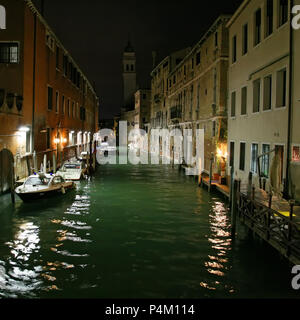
[0, 164, 298, 298]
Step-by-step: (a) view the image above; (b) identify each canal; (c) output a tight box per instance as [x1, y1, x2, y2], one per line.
[0, 163, 298, 299]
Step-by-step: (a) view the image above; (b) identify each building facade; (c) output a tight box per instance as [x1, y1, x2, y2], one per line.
[166, 16, 230, 176]
[227, 0, 293, 196]
[149, 16, 230, 177]
[150, 48, 191, 130]
[0, 0, 99, 185]
[134, 89, 151, 132]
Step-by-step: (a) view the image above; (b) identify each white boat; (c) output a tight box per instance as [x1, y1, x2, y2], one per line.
[15, 173, 74, 203]
[56, 159, 87, 181]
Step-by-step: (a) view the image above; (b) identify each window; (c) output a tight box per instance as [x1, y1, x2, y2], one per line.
[231, 91, 236, 117]
[47, 86, 53, 110]
[46, 128, 51, 150]
[241, 87, 247, 115]
[230, 142, 235, 167]
[72, 101, 75, 118]
[242, 24, 248, 55]
[262, 144, 270, 177]
[240, 142, 246, 171]
[131, 64, 134, 71]
[213, 69, 217, 104]
[67, 99, 70, 117]
[143, 94, 147, 100]
[126, 64, 129, 71]
[253, 79, 261, 113]
[26, 130, 31, 154]
[266, 0, 273, 37]
[251, 143, 259, 173]
[56, 46, 60, 69]
[63, 55, 68, 76]
[254, 8, 262, 46]
[80, 106, 86, 121]
[62, 95, 65, 114]
[232, 35, 237, 63]
[276, 68, 287, 107]
[0, 42, 19, 63]
[263, 75, 272, 110]
[215, 32, 218, 47]
[279, 0, 288, 26]
[292, 146, 300, 162]
[196, 52, 201, 65]
[55, 91, 59, 113]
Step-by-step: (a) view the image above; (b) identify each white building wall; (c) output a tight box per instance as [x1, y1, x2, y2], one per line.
[227, 0, 291, 192]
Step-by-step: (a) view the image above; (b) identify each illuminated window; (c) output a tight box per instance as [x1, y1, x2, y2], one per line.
[292, 146, 300, 162]
[0, 43, 19, 63]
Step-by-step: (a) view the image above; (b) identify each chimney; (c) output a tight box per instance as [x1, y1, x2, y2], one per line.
[152, 51, 157, 69]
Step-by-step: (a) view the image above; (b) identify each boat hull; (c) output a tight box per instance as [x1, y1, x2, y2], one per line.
[16, 183, 74, 203]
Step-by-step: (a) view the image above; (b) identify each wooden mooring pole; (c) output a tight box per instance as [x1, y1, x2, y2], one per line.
[287, 200, 295, 257]
[231, 179, 238, 238]
[10, 163, 15, 205]
[229, 166, 234, 208]
[208, 156, 213, 193]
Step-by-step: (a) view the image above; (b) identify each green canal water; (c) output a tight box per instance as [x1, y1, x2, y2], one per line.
[0, 163, 299, 299]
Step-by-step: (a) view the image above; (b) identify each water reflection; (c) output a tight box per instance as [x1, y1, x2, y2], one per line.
[1, 222, 42, 298]
[201, 200, 233, 293]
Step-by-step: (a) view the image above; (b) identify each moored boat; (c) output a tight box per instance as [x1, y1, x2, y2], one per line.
[15, 173, 74, 202]
[56, 158, 87, 181]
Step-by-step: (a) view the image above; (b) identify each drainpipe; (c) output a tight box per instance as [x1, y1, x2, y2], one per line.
[284, 0, 294, 199]
[31, 13, 37, 155]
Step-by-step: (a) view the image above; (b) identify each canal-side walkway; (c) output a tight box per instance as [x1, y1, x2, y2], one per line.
[198, 172, 300, 265]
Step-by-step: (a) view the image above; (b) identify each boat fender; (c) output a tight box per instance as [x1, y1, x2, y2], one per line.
[61, 186, 66, 194]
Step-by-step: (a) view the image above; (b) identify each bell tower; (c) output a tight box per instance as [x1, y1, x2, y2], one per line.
[122, 39, 136, 110]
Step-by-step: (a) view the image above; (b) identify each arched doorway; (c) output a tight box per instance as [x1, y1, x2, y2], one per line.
[0, 149, 14, 194]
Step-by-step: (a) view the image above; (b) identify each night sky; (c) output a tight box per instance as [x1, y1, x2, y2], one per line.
[33, 0, 243, 120]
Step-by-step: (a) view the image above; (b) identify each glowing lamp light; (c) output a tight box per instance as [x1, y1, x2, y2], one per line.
[54, 138, 60, 144]
[216, 145, 228, 159]
[18, 126, 30, 132]
[62, 138, 67, 144]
